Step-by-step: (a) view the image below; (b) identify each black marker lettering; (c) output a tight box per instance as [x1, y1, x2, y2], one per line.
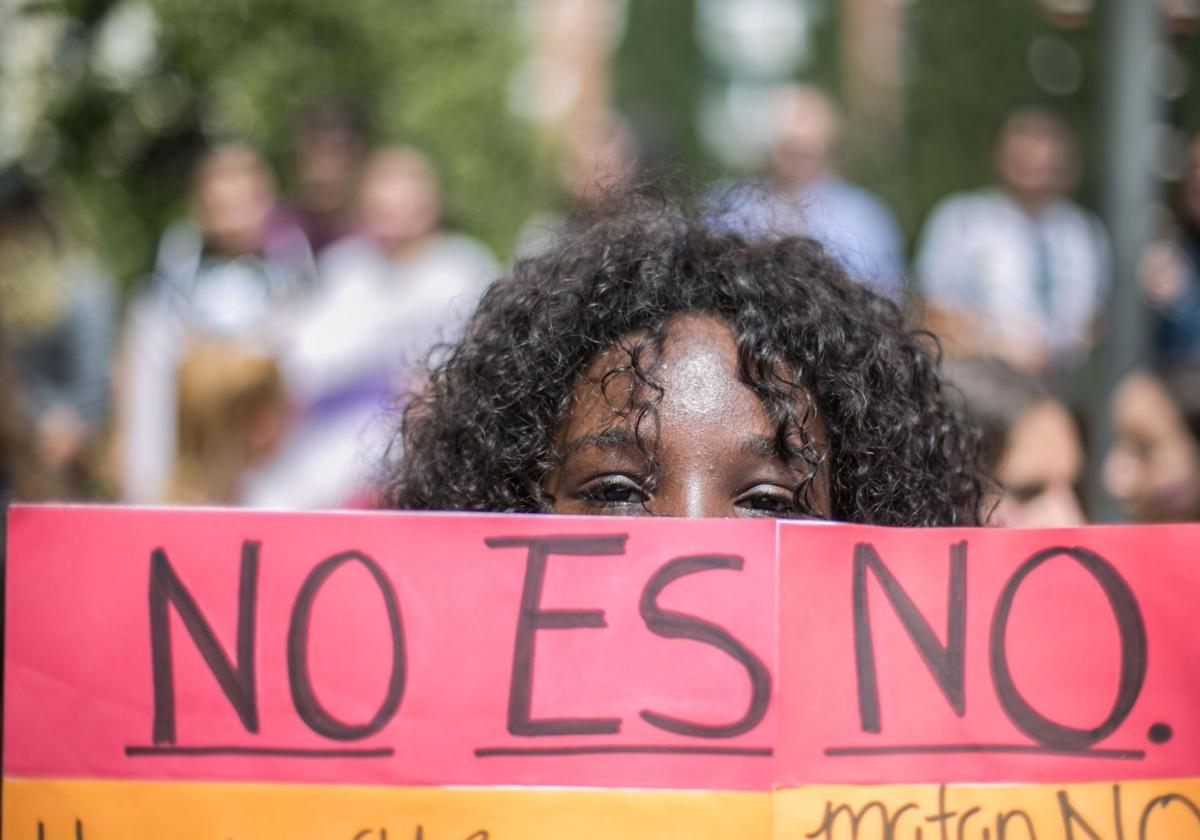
[991, 547, 1147, 751]
[805, 799, 916, 840]
[1056, 784, 1123, 840]
[1138, 793, 1200, 839]
[486, 535, 627, 737]
[34, 821, 84, 840]
[956, 806, 982, 840]
[853, 541, 967, 733]
[287, 550, 405, 740]
[149, 541, 259, 744]
[639, 554, 771, 738]
[996, 810, 1037, 839]
[925, 784, 957, 840]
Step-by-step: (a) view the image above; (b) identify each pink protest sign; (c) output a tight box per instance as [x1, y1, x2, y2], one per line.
[4, 505, 1200, 797]
[777, 522, 1200, 784]
[3, 506, 778, 790]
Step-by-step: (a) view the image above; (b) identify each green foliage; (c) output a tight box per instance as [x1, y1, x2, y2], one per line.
[36, 0, 539, 285]
[614, 0, 707, 172]
[897, 0, 1095, 240]
[34, 0, 1200, 286]
[612, 0, 1200, 249]
[803, 0, 840, 99]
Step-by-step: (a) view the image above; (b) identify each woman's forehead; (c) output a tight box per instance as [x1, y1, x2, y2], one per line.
[573, 314, 738, 408]
[560, 313, 819, 441]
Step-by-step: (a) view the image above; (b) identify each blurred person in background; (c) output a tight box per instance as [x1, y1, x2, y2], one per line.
[1105, 365, 1200, 523]
[915, 108, 1108, 377]
[0, 314, 52, 593]
[252, 145, 497, 508]
[117, 141, 315, 504]
[713, 84, 905, 300]
[1141, 129, 1200, 363]
[945, 356, 1086, 528]
[286, 99, 367, 256]
[0, 168, 116, 496]
[516, 110, 641, 257]
[168, 338, 288, 505]
[0, 316, 52, 510]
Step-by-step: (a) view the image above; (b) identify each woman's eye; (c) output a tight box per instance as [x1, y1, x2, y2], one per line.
[576, 475, 647, 506]
[1008, 482, 1046, 504]
[738, 487, 800, 516]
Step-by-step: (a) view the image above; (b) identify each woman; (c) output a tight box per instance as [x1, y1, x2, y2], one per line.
[270, 145, 497, 509]
[943, 356, 1085, 527]
[387, 197, 985, 525]
[0, 168, 115, 496]
[118, 142, 314, 504]
[1105, 365, 1200, 523]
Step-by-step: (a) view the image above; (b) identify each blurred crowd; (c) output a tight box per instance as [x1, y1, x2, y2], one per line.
[2, 89, 1200, 528]
[1, 102, 499, 510]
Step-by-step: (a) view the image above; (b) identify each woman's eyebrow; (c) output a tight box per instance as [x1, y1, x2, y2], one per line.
[560, 427, 641, 457]
[739, 435, 810, 462]
[739, 435, 779, 457]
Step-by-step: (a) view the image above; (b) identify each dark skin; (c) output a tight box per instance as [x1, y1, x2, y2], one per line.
[544, 314, 831, 518]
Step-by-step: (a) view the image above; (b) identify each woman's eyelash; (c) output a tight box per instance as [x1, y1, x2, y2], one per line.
[572, 478, 813, 518]
[737, 485, 821, 518]
[740, 492, 797, 513]
[576, 475, 647, 505]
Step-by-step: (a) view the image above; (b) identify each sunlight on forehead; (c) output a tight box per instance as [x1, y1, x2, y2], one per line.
[656, 314, 747, 421]
[660, 338, 738, 419]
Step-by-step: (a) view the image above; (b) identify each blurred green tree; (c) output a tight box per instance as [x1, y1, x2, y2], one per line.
[614, 0, 706, 173]
[12, 0, 538, 285]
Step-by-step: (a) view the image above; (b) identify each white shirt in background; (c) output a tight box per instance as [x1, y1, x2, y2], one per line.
[245, 232, 497, 509]
[915, 188, 1108, 361]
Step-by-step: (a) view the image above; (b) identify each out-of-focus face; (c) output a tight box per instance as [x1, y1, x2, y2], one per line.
[194, 148, 277, 257]
[989, 400, 1086, 528]
[995, 119, 1073, 209]
[296, 127, 361, 215]
[1104, 372, 1200, 523]
[1183, 134, 1200, 228]
[769, 88, 838, 186]
[359, 149, 441, 254]
[544, 314, 830, 519]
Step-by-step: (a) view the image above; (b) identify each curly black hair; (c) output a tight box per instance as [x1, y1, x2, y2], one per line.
[385, 196, 985, 526]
